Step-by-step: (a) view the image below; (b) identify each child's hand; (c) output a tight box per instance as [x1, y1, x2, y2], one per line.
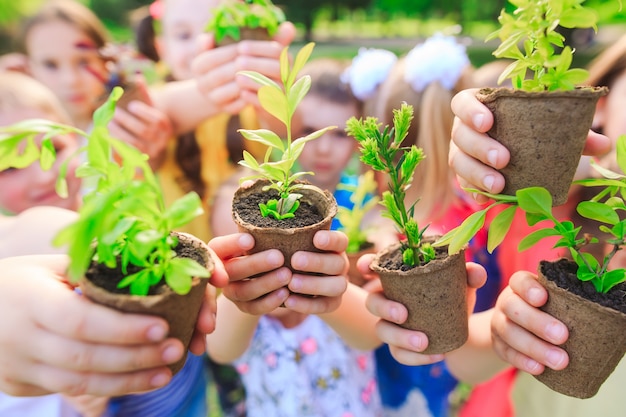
[192, 21, 296, 115]
[284, 230, 349, 314]
[61, 394, 110, 417]
[358, 253, 486, 365]
[449, 88, 612, 204]
[209, 233, 291, 315]
[208, 230, 349, 316]
[0, 255, 184, 397]
[491, 271, 569, 375]
[109, 86, 172, 171]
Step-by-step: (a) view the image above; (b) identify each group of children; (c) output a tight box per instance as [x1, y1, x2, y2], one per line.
[3, 1, 626, 417]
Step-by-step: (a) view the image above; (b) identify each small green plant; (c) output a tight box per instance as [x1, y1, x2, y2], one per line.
[336, 170, 380, 254]
[436, 135, 626, 293]
[0, 88, 209, 296]
[489, 0, 598, 91]
[346, 103, 434, 267]
[206, 0, 285, 44]
[236, 42, 336, 220]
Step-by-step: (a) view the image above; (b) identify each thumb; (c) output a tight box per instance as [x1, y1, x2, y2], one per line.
[274, 21, 296, 46]
[195, 32, 215, 55]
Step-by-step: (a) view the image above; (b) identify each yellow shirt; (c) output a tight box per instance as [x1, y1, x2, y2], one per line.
[158, 106, 264, 243]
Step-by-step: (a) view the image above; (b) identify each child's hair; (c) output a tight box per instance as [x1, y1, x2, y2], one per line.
[132, 5, 160, 63]
[586, 33, 626, 90]
[17, 0, 110, 54]
[0, 71, 71, 124]
[373, 34, 476, 220]
[302, 58, 361, 113]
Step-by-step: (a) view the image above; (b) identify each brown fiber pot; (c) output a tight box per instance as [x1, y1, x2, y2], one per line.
[79, 232, 213, 375]
[371, 239, 468, 354]
[217, 27, 271, 46]
[535, 259, 626, 398]
[476, 87, 607, 206]
[232, 179, 337, 273]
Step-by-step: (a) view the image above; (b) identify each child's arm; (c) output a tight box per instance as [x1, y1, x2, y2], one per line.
[206, 294, 262, 364]
[318, 283, 382, 351]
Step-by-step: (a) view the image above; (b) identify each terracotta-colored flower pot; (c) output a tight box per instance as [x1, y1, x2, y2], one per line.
[534, 259, 626, 398]
[476, 87, 607, 205]
[80, 232, 213, 375]
[232, 179, 337, 273]
[371, 238, 468, 354]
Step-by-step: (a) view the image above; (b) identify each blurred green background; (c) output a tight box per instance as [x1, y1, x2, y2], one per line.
[1, 0, 625, 68]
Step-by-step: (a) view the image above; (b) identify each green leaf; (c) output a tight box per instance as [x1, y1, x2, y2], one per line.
[559, 8, 598, 29]
[617, 135, 626, 175]
[239, 129, 284, 151]
[517, 187, 553, 217]
[449, 210, 487, 255]
[487, 205, 517, 253]
[237, 70, 279, 89]
[165, 192, 204, 229]
[518, 228, 561, 251]
[577, 201, 619, 225]
[287, 42, 315, 87]
[287, 75, 311, 113]
[258, 85, 289, 126]
[601, 269, 626, 293]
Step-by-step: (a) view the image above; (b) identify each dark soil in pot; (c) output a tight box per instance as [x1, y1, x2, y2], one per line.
[371, 238, 468, 354]
[534, 258, 626, 398]
[476, 87, 607, 206]
[81, 232, 213, 375]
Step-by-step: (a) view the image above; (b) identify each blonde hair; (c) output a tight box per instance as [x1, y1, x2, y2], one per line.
[373, 54, 476, 222]
[17, 0, 110, 54]
[0, 72, 72, 124]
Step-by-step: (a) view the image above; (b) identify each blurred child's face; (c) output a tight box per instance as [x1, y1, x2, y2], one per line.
[160, 0, 220, 81]
[0, 108, 81, 214]
[297, 95, 358, 192]
[25, 20, 107, 127]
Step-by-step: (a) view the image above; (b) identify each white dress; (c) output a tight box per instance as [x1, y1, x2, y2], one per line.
[234, 315, 383, 417]
[0, 394, 80, 417]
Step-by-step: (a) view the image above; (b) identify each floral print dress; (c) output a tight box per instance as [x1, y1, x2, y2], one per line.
[234, 314, 382, 417]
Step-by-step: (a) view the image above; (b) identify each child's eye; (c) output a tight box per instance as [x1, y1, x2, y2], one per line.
[42, 59, 58, 70]
[0, 167, 17, 175]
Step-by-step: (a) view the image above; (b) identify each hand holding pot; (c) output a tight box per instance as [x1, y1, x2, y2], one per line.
[0, 255, 186, 397]
[491, 271, 570, 375]
[192, 21, 296, 115]
[449, 88, 612, 204]
[358, 253, 487, 364]
[209, 230, 348, 316]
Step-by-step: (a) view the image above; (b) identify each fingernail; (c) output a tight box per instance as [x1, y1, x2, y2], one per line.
[545, 349, 566, 369]
[289, 276, 302, 291]
[524, 358, 541, 374]
[162, 344, 182, 363]
[487, 149, 498, 167]
[389, 306, 402, 323]
[527, 287, 544, 305]
[409, 335, 425, 351]
[291, 254, 307, 270]
[483, 175, 495, 192]
[239, 233, 254, 250]
[546, 322, 566, 343]
[267, 250, 284, 268]
[150, 372, 171, 387]
[473, 113, 485, 130]
[147, 325, 167, 342]
[315, 232, 329, 248]
[276, 268, 291, 285]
